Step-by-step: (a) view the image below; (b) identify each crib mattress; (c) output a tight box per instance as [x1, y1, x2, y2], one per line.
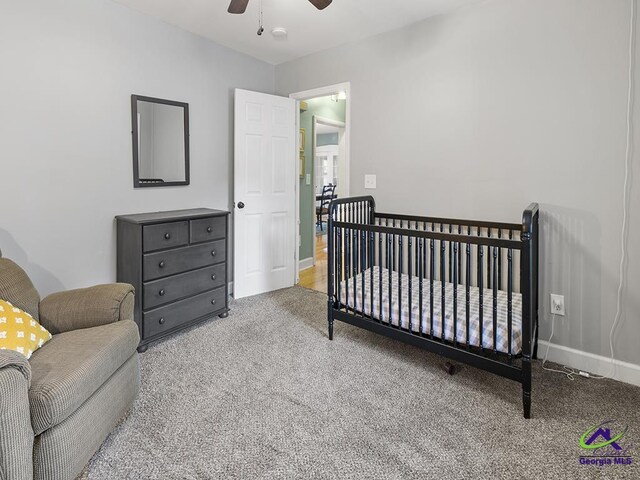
[338, 266, 522, 355]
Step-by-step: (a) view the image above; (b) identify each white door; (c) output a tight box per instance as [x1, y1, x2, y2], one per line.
[233, 89, 297, 299]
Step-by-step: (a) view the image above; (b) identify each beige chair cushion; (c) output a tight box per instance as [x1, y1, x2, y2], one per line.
[28, 320, 139, 435]
[0, 258, 40, 320]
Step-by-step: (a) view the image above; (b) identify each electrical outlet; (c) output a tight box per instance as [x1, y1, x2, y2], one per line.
[364, 174, 377, 189]
[550, 294, 565, 316]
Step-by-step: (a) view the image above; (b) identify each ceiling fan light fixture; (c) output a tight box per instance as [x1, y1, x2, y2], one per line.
[271, 27, 288, 38]
[228, 0, 332, 16]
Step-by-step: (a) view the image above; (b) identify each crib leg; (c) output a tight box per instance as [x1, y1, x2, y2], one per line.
[523, 391, 531, 419]
[444, 362, 456, 375]
[532, 320, 540, 360]
[522, 357, 532, 419]
[328, 320, 334, 340]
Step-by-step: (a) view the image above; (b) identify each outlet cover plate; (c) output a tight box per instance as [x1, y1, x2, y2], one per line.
[550, 294, 565, 316]
[364, 174, 377, 189]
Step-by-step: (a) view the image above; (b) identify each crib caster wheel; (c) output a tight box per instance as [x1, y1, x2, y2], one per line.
[444, 362, 456, 375]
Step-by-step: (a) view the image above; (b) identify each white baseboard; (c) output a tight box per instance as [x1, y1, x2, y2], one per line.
[299, 257, 314, 271]
[538, 340, 640, 387]
[227, 281, 233, 296]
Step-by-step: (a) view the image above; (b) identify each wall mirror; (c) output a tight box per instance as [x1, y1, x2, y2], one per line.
[131, 95, 190, 187]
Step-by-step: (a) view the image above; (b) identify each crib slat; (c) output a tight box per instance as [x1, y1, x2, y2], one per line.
[430, 239, 435, 339]
[498, 230, 503, 289]
[478, 243, 484, 351]
[458, 225, 463, 281]
[493, 245, 498, 353]
[345, 225, 350, 312]
[369, 206, 375, 319]
[453, 241, 458, 347]
[440, 236, 445, 342]
[487, 228, 492, 287]
[369, 230, 374, 319]
[419, 235, 424, 337]
[398, 231, 404, 330]
[388, 220, 393, 327]
[338, 226, 344, 308]
[448, 224, 453, 281]
[508, 248, 513, 359]
[336, 215, 340, 297]
[359, 209, 367, 315]
[416, 221, 420, 279]
[408, 230, 413, 333]
[423, 222, 428, 285]
[379, 222, 383, 322]
[354, 207, 359, 313]
[465, 239, 471, 350]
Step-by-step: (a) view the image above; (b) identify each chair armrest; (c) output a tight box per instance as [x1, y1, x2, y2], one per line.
[0, 350, 34, 480]
[39, 283, 135, 334]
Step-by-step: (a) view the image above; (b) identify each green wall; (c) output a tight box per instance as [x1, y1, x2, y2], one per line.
[299, 97, 346, 262]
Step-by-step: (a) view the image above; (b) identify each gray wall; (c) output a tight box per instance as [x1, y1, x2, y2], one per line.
[276, 0, 640, 365]
[0, 0, 274, 296]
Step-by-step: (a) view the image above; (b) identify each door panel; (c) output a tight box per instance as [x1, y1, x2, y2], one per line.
[234, 89, 296, 299]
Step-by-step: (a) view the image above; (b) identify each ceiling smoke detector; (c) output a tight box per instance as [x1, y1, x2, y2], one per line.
[271, 27, 288, 38]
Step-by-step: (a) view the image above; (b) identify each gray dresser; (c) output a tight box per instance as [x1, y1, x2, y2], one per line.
[116, 208, 230, 352]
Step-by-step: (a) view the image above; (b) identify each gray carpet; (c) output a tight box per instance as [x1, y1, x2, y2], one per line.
[80, 286, 640, 479]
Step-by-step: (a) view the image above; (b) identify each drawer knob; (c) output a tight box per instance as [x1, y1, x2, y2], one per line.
[164, 233, 171, 240]
[159, 261, 165, 268]
[159, 317, 165, 325]
[211, 274, 216, 281]
[211, 299, 216, 305]
[159, 289, 165, 296]
[207, 226, 212, 233]
[211, 250, 216, 257]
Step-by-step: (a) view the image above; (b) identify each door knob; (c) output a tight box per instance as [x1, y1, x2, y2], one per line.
[237, 202, 245, 209]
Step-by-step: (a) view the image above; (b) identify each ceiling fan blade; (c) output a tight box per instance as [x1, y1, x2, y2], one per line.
[308, 0, 332, 10]
[228, 0, 250, 14]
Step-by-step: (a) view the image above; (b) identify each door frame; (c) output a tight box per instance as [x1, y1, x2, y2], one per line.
[312, 115, 345, 266]
[289, 82, 351, 281]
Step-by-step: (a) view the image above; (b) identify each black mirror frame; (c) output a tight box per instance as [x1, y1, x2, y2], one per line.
[131, 94, 190, 188]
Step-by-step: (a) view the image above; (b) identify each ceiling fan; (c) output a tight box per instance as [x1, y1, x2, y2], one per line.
[227, 0, 332, 14]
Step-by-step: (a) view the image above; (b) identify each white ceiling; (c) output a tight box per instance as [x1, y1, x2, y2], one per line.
[112, 0, 483, 65]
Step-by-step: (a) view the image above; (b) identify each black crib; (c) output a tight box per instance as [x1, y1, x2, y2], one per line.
[327, 196, 539, 418]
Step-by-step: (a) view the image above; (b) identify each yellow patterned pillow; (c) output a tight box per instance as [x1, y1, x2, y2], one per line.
[0, 299, 52, 359]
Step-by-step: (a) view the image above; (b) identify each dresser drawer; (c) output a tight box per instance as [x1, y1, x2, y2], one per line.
[143, 240, 226, 281]
[143, 221, 188, 253]
[143, 287, 226, 338]
[143, 263, 226, 309]
[190, 216, 226, 244]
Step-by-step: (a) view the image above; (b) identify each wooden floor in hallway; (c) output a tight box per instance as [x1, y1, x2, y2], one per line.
[298, 234, 328, 293]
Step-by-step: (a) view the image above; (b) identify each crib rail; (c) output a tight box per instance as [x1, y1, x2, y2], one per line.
[327, 196, 539, 418]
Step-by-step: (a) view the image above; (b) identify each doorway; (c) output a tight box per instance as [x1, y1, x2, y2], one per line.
[290, 83, 351, 293]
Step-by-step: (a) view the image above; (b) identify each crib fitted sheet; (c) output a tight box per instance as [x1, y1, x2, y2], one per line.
[338, 266, 522, 355]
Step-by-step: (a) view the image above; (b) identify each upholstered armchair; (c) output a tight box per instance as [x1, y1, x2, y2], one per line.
[0, 253, 140, 480]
